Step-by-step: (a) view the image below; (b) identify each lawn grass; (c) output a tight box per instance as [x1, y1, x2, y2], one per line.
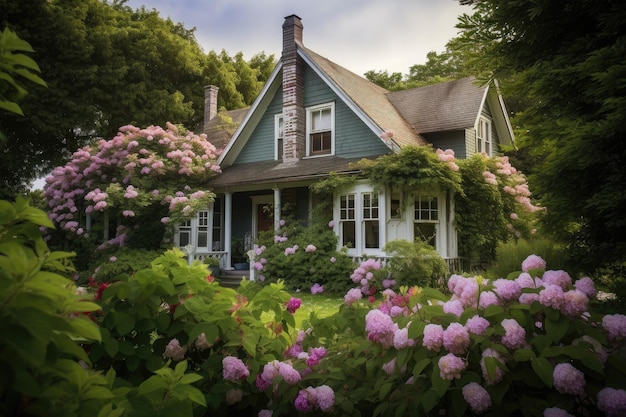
[290, 291, 343, 328]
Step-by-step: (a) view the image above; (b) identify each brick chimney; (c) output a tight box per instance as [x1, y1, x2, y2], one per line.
[281, 15, 305, 163]
[203, 85, 219, 132]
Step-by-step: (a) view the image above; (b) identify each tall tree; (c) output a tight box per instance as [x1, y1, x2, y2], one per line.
[0, 0, 273, 197]
[456, 0, 626, 270]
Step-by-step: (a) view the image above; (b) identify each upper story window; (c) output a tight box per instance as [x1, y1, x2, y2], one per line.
[275, 114, 284, 161]
[476, 117, 492, 156]
[306, 103, 334, 157]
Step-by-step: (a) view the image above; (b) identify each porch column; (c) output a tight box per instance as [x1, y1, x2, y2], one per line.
[273, 187, 281, 230]
[224, 192, 233, 269]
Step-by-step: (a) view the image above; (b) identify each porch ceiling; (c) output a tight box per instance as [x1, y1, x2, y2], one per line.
[208, 156, 367, 188]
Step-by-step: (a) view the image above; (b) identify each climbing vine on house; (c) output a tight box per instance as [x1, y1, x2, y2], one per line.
[314, 146, 543, 265]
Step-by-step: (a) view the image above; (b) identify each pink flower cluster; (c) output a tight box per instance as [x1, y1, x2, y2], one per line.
[543, 407, 575, 417]
[350, 258, 382, 302]
[285, 297, 302, 314]
[222, 356, 250, 381]
[436, 148, 459, 171]
[597, 387, 626, 417]
[521, 254, 546, 272]
[462, 382, 491, 414]
[294, 385, 335, 413]
[438, 352, 467, 380]
[500, 318, 526, 349]
[43, 123, 221, 235]
[305, 244, 317, 252]
[553, 363, 585, 396]
[365, 309, 397, 347]
[602, 314, 626, 341]
[164, 338, 187, 361]
[256, 360, 301, 390]
[310, 283, 324, 294]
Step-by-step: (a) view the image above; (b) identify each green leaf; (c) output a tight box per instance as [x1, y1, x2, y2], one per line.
[138, 375, 167, 395]
[421, 389, 440, 414]
[113, 311, 135, 336]
[412, 358, 431, 376]
[545, 318, 569, 344]
[513, 349, 536, 362]
[70, 315, 102, 341]
[483, 304, 504, 317]
[531, 357, 553, 387]
[179, 373, 203, 385]
[172, 384, 206, 407]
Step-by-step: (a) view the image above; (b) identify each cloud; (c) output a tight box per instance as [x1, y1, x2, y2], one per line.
[126, 0, 469, 75]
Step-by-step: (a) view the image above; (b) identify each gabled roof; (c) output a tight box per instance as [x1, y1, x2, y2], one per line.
[299, 46, 428, 148]
[202, 108, 248, 150]
[387, 77, 487, 134]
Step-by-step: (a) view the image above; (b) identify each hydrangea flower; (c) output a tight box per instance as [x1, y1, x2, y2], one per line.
[553, 363, 585, 396]
[423, 323, 444, 352]
[365, 309, 397, 347]
[311, 283, 324, 294]
[222, 356, 250, 381]
[501, 318, 526, 349]
[597, 387, 626, 417]
[521, 254, 546, 272]
[465, 315, 490, 336]
[443, 323, 470, 355]
[285, 297, 302, 314]
[543, 407, 575, 417]
[438, 353, 467, 380]
[164, 338, 187, 361]
[602, 314, 626, 341]
[480, 348, 506, 385]
[344, 288, 363, 306]
[462, 382, 492, 414]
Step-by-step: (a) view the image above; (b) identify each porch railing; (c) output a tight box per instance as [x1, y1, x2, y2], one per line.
[350, 255, 465, 274]
[190, 251, 228, 268]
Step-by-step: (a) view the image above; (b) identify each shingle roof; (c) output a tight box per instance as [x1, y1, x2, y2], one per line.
[202, 108, 249, 150]
[387, 77, 487, 133]
[208, 156, 366, 188]
[300, 46, 428, 148]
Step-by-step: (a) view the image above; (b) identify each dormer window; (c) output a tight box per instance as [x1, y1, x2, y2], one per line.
[476, 116, 492, 156]
[306, 103, 334, 156]
[275, 114, 284, 160]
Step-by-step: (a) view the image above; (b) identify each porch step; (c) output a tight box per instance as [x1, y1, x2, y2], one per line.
[215, 269, 249, 288]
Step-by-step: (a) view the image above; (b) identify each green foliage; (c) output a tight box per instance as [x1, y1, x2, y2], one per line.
[255, 219, 356, 294]
[0, 197, 112, 416]
[0, 27, 46, 119]
[356, 146, 462, 196]
[87, 248, 163, 283]
[0, 0, 274, 196]
[486, 238, 570, 280]
[456, 0, 626, 272]
[383, 240, 449, 289]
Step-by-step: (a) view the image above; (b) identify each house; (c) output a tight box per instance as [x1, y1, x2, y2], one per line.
[176, 15, 514, 273]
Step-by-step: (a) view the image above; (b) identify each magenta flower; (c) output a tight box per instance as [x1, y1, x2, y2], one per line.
[278, 361, 301, 384]
[462, 382, 492, 414]
[285, 297, 302, 314]
[222, 356, 250, 381]
[553, 363, 586, 396]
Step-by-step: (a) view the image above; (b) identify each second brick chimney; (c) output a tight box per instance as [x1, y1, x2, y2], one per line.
[281, 15, 305, 163]
[203, 85, 219, 132]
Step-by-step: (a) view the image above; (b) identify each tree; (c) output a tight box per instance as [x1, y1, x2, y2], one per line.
[0, 0, 273, 197]
[456, 0, 626, 271]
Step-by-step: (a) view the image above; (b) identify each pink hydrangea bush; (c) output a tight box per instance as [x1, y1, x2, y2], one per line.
[43, 123, 220, 245]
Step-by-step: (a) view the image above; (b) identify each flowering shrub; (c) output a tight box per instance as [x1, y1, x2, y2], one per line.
[42, 123, 220, 254]
[254, 219, 355, 293]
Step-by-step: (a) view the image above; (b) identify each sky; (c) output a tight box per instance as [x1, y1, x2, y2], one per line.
[124, 0, 471, 76]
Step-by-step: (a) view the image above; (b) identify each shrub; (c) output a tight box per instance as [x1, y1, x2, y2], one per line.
[254, 219, 355, 294]
[383, 239, 449, 289]
[486, 238, 570, 279]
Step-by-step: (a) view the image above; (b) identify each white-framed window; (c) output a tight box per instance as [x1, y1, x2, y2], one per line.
[275, 114, 284, 161]
[476, 116, 492, 156]
[175, 198, 224, 251]
[306, 102, 334, 157]
[388, 189, 402, 220]
[414, 195, 438, 248]
[336, 186, 382, 254]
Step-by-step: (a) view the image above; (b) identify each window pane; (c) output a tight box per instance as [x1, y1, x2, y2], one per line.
[364, 220, 379, 248]
[197, 230, 208, 248]
[414, 223, 436, 247]
[179, 231, 190, 247]
[342, 221, 355, 247]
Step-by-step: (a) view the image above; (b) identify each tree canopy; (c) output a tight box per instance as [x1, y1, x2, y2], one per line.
[0, 0, 275, 197]
[455, 0, 626, 270]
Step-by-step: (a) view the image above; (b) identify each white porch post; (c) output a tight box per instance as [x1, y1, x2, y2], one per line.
[224, 192, 233, 269]
[273, 187, 281, 230]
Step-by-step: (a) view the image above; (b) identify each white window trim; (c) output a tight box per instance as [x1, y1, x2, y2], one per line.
[305, 102, 335, 158]
[334, 183, 385, 256]
[410, 193, 445, 254]
[275, 114, 284, 161]
[476, 116, 493, 156]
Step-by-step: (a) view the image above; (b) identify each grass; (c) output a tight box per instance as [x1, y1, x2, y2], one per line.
[290, 291, 343, 328]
